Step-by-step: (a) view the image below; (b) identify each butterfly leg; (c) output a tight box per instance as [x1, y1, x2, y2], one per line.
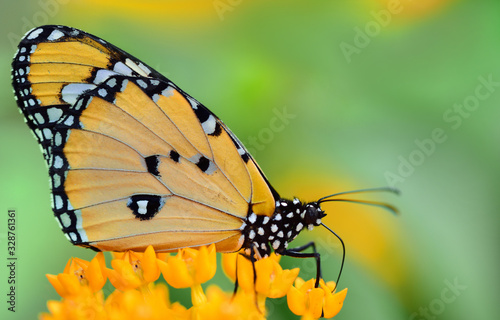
[281, 241, 322, 288]
[232, 248, 264, 312]
[232, 252, 257, 296]
[233, 253, 257, 297]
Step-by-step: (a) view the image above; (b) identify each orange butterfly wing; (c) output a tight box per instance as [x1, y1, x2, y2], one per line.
[12, 25, 279, 252]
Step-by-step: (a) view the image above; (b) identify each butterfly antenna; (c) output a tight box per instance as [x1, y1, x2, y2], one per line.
[317, 186, 399, 202]
[321, 223, 345, 292]
[317, 187, 400, 215]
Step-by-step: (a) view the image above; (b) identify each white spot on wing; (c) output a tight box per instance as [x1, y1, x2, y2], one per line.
[202, 115, 217, 135]
[54, 195, 63, 210]
[125, 58, 150, 77]
[74, 210, 89, 242]
[53, 155, 64, 169]
[52, 173, 61, 188]
[43, 128, 52, 140]
[186, 96, 198, 109]
[63, 115, 75, 126]
[162, 87, 174, 97]
[47, 108, 63, 123]
[137, 79, 148, 89]
[204, 161, 216, 175]
[34, 113, 45, 124]
[137, 200, 148, 215]
[138, 62, 152, 75]
[113, 61, 133, 76]
[120, 79, 129, 92]
[94, 69, 118, 84]
[98, 88, 107, 97]
[61, 83, 96, 104]
[47, 29, 64, 41]
[27, 28, 43, 40]
[107, 77, 117, 87]
[60, 213, 71, 228]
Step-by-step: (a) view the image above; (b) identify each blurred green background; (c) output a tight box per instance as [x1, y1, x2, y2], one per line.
[1, 0, 499, 319]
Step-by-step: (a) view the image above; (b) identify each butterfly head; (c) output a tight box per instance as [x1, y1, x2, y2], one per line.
[302, 201, 327, 230]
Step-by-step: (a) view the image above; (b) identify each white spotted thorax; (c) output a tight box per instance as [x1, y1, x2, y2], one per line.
[241, 198, 326, 258]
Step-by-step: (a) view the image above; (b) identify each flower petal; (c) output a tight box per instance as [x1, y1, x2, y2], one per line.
[268, 268, 299, 298]
[142, 245, 161, 283]
[57, 273, 82, 296]
[194, 244, 216, 284]
[86, 253, 107, 292]
[107, 259, 141, 290]
[159, 255, 193, 288]
[287, 285, 307, 315]
[323, 288, 348, 318]
[236, 254, 254, 293]
[221, 252, 238, 282]
[308, 287, 325, 319]
[46, 274, 67, 297]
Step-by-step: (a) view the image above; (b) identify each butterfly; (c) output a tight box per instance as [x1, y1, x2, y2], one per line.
[12, 25, 397, 288]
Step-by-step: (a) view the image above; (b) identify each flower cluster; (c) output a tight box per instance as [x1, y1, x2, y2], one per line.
[40, 245, 347, 319]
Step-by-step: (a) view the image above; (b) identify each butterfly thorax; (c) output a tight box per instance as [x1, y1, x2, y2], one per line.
[241, 198, 326, 259]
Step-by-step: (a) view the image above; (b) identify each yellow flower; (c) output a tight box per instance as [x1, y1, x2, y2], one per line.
[158, 244, 217, 306]
[106, 245, 161, 291]
[46, 253, 106, 298]
[159, 244, 216, 288]
[41, 245, 347, 319]
[287, 277, 348, 319]
[41, 286, 106, 320]
[105, 283, 188, 320]
[223, 252, 299, 298]
[194, 285, 265, 320]
[222, 252, 300, 313]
